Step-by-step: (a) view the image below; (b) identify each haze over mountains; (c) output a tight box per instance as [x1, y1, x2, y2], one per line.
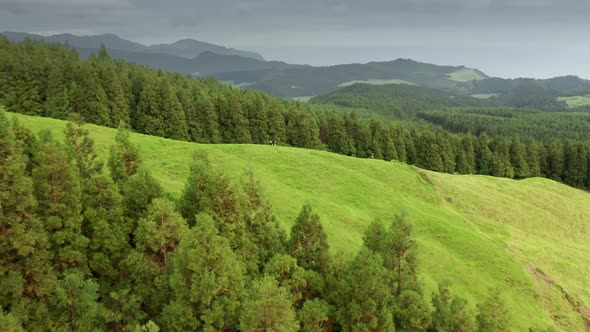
[3, 31, 590, 100]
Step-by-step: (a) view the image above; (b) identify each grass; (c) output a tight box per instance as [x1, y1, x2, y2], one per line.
[448, 68, 487, 82]
[337, 79, 418, 87]
[12, 112, 590, 331]
[558, 95, 590, 108]
[471, 93, 500, 99]
[292, 96, 315, 102]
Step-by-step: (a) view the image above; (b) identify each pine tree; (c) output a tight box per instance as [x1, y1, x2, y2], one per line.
[108, 121, 141, 184]
[122, 170, 164, 226]
[71, 56, 111, 126]
[247, 95, 270, 144]
[178, 152, 239, 227]
[162, 215, 244, 331]
[432, 282, 476, 332]
[464, 132, 477, 173]
[135, 78, 164, 137]
[240, 171, 287, 272]
[49, 272, 105, 331]
[240, 276, 299, 332]
[298, 299, 331, 332]
[476, 290, 511, 332]
[266, 101, 287, 144]
[288, 204, 330, 273]
[394, 290, 432, 332]
[32, 138, 88, 272]
[547, 141, 565, 181]
[336, 248, 395, 332]
[157, 78, 188, 141]
[364, 213, 420, 297]
[510, 138, 530, 178]
[0, 110, 54, 329]
[64, 114, 103, 179]
[491, 141, 514, 179]
[135, 198, 188, 272]
[526, 141, 542, 177]
[477, 133, 494, 175]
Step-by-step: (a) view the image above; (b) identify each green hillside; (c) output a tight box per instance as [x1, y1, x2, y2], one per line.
[13, 112, 590, 331]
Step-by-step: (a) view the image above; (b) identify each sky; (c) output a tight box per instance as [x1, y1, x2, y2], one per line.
[1, 0, 589, 79]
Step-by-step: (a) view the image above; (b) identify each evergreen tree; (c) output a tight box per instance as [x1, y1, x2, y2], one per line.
[266, 101, 287, 144]
[510, 138, 530, 178]
[49, 272, 104, 331]
[162, 214, 244, 331]
[240, 171, 287, 272]
[122, 170, 164, 226]
[288, 204, 330, 273]
[462, 132, 477, 174]
[240, 276, 299, 332]
[64, 114, 103, 179]
[336, 248, 395, 332]
[476, 290, 511, 332]
[394, 290, 432, 332]
[0, 111, 54, 329]
[432, 282, 477, 332]
[32, 138, 88, 272]
[477, 133, 494, 175]
[491, 141, 515, 179]
[108, 121, 141, 184]
[71, 56, 111, 126]
[298, 299, 331, 332]
[547, 141, 565, 181]
[364, 213, 420, 296]
[526, 141, 542, 177]
[157, 78, 188, 140]
[135, 198, 188, 271]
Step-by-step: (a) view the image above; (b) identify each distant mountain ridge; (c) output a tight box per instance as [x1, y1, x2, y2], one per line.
[0, 31, 264, 60]
[2, 31, 590, 101]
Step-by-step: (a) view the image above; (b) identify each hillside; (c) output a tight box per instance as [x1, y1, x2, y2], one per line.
[0, 31, 264, 60]
[211, 59, 484, 98]
[310, 83, 492, 119]
[13, 112, 590, 331]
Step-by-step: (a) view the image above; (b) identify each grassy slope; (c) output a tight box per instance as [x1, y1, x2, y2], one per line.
[558, 95, 590, 108]
[448, 68, 487, 82]
[14, 112, 590, 331]
[337, 79, 419, 87]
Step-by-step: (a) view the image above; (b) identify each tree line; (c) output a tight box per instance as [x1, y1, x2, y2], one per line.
[0, 110, 517, 331]
[1, 37, 589, 190]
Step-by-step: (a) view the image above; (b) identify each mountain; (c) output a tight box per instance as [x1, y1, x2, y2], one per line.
[209, 58, 487, 98]
[146, 38, 264, 60]
[15, 111, 590, 331]
[310, 83, 493, 119]
[3, 32, 590, 102]
[0, 31, 264, 60]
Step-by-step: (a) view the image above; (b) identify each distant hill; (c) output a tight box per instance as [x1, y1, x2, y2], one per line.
[0, 31, 264, 60]
[310, 83, 493, 119]
[3, 31, 590, 103]
[210, 59, 486, 98]
[146, 38, 264, 61]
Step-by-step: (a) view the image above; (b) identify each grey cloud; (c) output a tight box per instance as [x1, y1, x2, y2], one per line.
[0, 0, 588, 78]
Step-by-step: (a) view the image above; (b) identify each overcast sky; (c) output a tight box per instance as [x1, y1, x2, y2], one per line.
[1, 0, 589, 79]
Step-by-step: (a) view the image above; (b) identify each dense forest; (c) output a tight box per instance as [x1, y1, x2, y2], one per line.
[1, 37, 589, 191]
[0, 111, 516, 331]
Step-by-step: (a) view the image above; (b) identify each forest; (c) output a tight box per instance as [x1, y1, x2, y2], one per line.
[1, 37, 590, 191]
[0, 110, 517, 331]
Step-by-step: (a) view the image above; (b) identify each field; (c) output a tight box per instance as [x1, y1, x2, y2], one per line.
[448, 68, 487, 82]
[558, 95, 590, 108]
[471, 93, 500, 99]
[337, 78, 418, 87]
[13, 112, 590, 331]
[292, 96, 315, 102]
